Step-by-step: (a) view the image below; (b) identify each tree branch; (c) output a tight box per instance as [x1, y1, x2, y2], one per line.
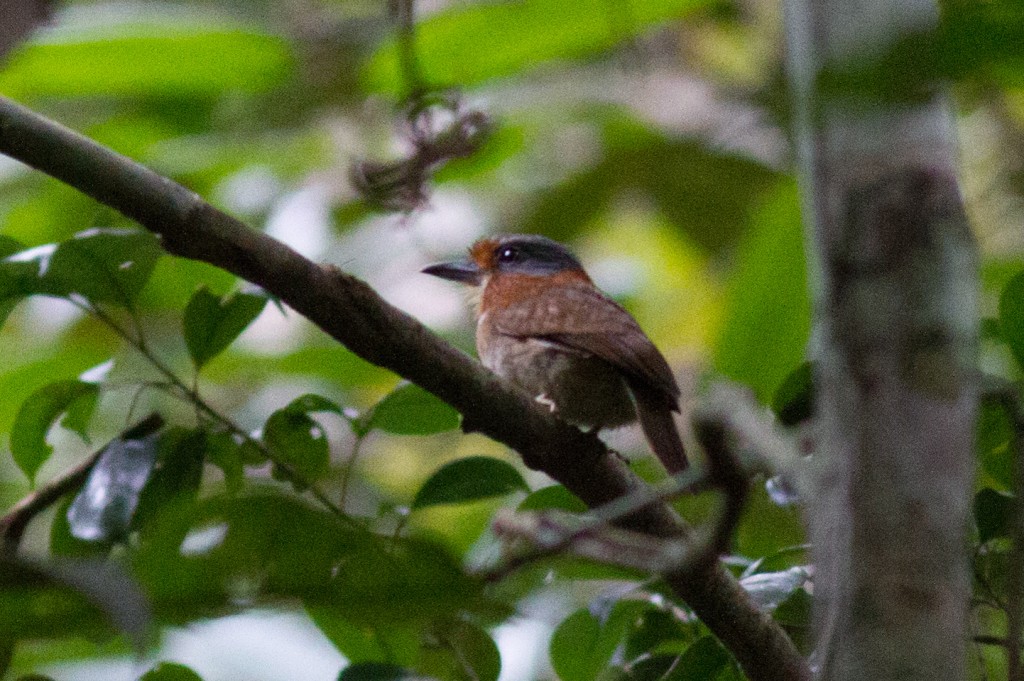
[0, 96, 810, 681]
[786, 0, 978, 676]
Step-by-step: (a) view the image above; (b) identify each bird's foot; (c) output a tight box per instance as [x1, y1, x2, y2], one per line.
[535, 393, 558, 413]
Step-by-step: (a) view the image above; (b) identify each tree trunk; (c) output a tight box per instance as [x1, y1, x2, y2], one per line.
[785, 1, 978, 679]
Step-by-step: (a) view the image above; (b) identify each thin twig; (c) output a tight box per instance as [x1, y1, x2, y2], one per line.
[485, 464, 710, 581]
[81, 300, 358, 526]
[0, 413, 164, 553]
[485, 383, 756, 581]
[339, 433, 366, 511]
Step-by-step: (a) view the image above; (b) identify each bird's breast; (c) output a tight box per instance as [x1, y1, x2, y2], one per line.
[477, 329, 635, 429]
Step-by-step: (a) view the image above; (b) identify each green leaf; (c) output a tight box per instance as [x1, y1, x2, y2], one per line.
[0, 236, 26, 329]
[206, 431, 248, 493]
[183, 287, 268, 368]
[771, 362, 814, 427]
[665, 636, 733, 681]
[338, 664, 413, 681]
[43, 229, 161, 307]
[978, 395, 1015, 490]
[412, 457, 528, 510]
[550, 606, 640, 681]
[1000, 269, 1024, 371]
[363, 0, 715, 94]
[623, 608, 693, 661]
[132, 492, 372, 615]
[0, 230, 159, 312]
[0, 9, 293, 99]
[975, 488, 1014, 543]
[325, 537, 484, 627]
[11, 380, 100, 483]
[307, 606, 419, 666]
[772, 588, 813, 630]
[263, 408, 330, 482]
[525, 121, 780, 253]
[518, 485, 588, 513]
[131, 429, 207, 533]
[284, 393, 344, 416]
[139, 662, 205, 681]
[0, 556, 151, 650]
[367, 383, 459, 436]
[422, 619, 502, 681]
[715, 181, 811, 401]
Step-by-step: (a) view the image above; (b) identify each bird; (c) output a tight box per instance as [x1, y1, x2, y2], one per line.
[422, 234, 687, 474]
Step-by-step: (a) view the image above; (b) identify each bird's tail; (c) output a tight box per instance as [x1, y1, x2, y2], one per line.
[630, 381, 688, 474]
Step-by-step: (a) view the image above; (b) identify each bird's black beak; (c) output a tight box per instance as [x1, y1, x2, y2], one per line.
[422, 258, 483, 286]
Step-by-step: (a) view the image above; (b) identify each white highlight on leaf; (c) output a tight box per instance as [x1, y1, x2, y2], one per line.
[80, 359, 115, 384]
[6, 243, 57, 276]
[180, 522, 229, 556]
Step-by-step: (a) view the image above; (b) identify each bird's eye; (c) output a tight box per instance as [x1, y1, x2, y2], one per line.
[496, 246, 518, 263]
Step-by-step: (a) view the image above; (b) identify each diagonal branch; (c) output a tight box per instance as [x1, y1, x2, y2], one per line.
[0, 95, 810, 681]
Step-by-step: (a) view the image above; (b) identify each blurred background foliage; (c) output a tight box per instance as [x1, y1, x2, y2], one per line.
[0, 0, 1021, 679]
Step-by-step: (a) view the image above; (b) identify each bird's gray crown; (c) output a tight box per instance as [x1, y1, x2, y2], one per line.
[492, 235, 583, 275]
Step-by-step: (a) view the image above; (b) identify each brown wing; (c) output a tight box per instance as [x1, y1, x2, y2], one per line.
[491, 283, 680, 404]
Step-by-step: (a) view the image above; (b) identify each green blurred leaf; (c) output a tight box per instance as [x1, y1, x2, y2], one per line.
[715, 181, 810, 401]
[263, 408, 330, 482]
[527, 122, 779, 253]
[0, 236, 26, 329]
[11, 380, 99, 484]
[550, 602, 647, 681]
[183, 287, 268, 368]
[338, 663, 413, 681]
[771, 362, 814, 427]
[307, 605, 419, 666]
[131, 429, 207, 533]
[734, 484, 806, 561]
[517, 485, 587, 513]
[976, 488, 1014, 543]
[206, 431, 248, 493]
[0, 557, 151, 649]
[133, 492, 371, 617]
[328, 544, 483, 626]
[139, 662, 205, 681]
[363, 0, 714, 94]
[422, 619, 501, 681]
[550, 609, 602, 681]
[284, 393, 345, 416]
[772, 587, 813, 655]
[0, 229, 161, 311]
[816, 1, 1024, 102]
[666, 636, 734, 681]
[978, 395, 1015, 490]
[623, 608, 693, 661]
[45, 229, 160, 307]
[0, 10, 293, 99]
[413, 457, 528, 510]
[1000, 269, 1024, 371]
[367, 383, 460, 436]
